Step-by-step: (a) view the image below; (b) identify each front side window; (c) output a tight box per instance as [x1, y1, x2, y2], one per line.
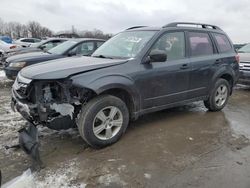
[213, 33, 232, 53]
[92, 31, 157, 59]
[150, 32, 185, 61]
[188, 32, 214, 57]
[79, 42, 95, 56]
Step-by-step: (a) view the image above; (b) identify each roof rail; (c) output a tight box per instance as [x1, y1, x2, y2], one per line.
[163, 22, 222, 30]
[126, 26, 147, 30]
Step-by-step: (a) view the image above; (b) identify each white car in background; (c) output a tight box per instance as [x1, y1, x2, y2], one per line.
[0, 40, 22, 63]
[14, 38, 41, 47]
[0, 40, 21, 52]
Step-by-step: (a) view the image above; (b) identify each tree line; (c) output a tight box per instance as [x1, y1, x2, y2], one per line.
[0, 18, 112, 40]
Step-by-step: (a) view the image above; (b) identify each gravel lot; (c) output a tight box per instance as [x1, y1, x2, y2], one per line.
[0, 83, 250, 187]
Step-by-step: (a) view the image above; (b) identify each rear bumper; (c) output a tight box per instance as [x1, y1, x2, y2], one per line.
[238, 70, 250, 85]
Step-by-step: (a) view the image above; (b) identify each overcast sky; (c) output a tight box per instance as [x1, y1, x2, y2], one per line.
[0, 0, 249, 43]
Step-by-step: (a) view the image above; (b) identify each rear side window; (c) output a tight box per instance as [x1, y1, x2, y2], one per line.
[213, 33, 232, 53]
[188, 32, 214, 57]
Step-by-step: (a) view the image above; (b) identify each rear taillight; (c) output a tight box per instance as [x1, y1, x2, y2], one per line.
[10, 45, 16, 49]
[235, 54, 240, 64]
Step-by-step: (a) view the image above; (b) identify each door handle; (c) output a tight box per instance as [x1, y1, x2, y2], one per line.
[180, 64, 189, 69]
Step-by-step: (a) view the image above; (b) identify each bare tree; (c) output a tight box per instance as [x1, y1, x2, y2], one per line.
[0, 17, 111, 40]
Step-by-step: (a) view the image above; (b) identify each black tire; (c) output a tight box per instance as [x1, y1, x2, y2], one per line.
[204, 78, 230, 111]
[77, 95, 129, 148]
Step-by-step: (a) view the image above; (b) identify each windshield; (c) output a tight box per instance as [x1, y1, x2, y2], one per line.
[92, 31, 157, 58]
[48, 40, 77, 55]
[238, 44, 250, 53]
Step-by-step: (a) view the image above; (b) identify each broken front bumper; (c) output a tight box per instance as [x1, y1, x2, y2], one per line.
[11, 88, 76, 130]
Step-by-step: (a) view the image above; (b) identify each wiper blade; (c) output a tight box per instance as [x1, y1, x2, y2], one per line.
[92, 55, 113, 59]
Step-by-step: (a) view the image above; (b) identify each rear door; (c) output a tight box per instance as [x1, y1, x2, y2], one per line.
[186, 31, 218, 99]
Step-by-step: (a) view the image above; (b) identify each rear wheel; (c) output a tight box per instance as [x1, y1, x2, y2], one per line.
[77, 95, 129, 148]
[204, 78, 230, 111]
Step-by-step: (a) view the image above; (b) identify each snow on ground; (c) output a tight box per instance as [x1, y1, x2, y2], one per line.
[2, 159, 86, 188]
[0, 70, 6, 79]
[34, 159, 86, 188]
[0, 89, 25, 150]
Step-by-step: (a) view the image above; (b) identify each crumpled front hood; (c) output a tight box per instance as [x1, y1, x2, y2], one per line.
[239, 52, 250, 62]
[20, 56, 127, 80]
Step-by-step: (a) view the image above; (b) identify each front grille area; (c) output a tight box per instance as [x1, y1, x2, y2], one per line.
[13, 74, 32, 99]
[13, 79, 30, 98]
[240, 62, 250, 71]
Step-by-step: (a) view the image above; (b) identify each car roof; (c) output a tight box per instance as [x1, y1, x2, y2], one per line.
[125, 22, 225, 34]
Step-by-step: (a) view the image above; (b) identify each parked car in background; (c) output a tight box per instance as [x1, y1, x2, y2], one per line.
[0, 36, 13, 44]
[29, 38, 68, 51]
[1, 38, 68, 62]
[238, 44, 250, 85]
[0, 40, 21, 52]
[4, 38, 105, 79]
[0, 40, 22, 61]
[0, 40, 22, 64]
[234, 44, 246, 51]
[15, 38, 41, 47]
[11, 22, 239, 148]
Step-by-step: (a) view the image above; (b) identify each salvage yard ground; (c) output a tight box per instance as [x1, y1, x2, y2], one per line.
[1, 84, 250, 187]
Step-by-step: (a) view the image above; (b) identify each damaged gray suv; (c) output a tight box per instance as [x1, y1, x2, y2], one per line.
[12, 22, 239, 149]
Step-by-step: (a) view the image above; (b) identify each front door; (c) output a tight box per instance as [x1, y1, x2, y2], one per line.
[135, 31, 191, 109]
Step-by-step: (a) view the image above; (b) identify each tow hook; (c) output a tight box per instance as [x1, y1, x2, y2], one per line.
[5, 123, 44, 169]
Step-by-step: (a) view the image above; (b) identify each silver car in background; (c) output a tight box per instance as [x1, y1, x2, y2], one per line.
[238, 44, 250, 85]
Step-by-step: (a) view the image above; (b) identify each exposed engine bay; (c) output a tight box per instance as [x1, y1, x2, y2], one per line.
[12, 75, 93, 130]
[9, 74, 95, 166]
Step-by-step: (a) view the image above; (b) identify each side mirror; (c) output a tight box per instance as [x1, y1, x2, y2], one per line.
[149, 50, 167, 62]
[68, 50, 76, 57]
[39, 45, 46, 50]
[143, 50, 167, 64]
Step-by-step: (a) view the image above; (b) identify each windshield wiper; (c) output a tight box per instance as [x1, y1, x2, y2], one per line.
[92, 55, 113, 59]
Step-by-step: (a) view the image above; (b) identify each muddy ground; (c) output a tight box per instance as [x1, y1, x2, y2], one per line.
[1, 84, 250, 188]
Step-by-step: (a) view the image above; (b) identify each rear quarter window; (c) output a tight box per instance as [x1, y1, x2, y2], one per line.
[213, 33, 232, 53]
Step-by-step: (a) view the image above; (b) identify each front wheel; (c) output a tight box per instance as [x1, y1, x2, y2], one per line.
[77, 95, 129, 148]
[204, 78, 230, 111]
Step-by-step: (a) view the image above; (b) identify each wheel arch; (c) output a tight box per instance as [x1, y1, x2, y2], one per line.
[211, 68, 236, 95]
[72, 75, 141, 119]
